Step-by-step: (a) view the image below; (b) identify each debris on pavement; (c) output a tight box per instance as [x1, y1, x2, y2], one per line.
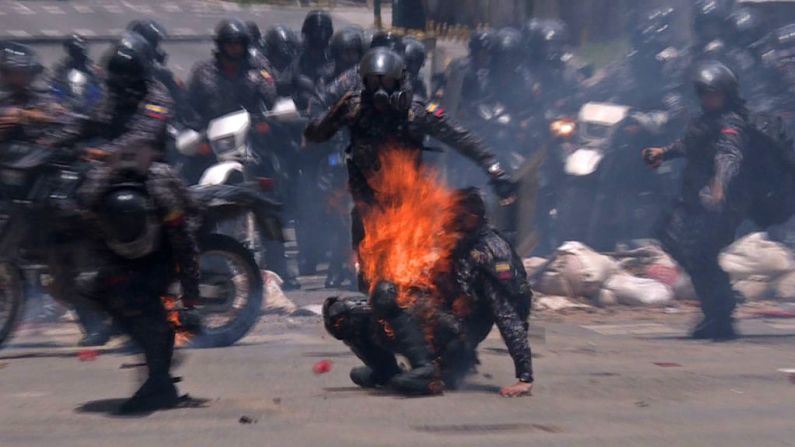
[291, 304, 323, 317]
[77, 350, 98, 362]
[313, 360, 333, 375]
[653, 362, 682, 368]
[239, 416, 257, 424]
[262, 270, 298, 315]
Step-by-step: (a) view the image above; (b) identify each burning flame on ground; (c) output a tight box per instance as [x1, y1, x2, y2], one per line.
[357, 148, 464, 310]
[162, 295, 193, 347]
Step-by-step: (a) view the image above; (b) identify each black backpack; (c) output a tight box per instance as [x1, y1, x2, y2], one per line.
[745, 112, 795, 228]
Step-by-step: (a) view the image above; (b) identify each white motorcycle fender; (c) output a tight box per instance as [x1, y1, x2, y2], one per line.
[565, 148, 605, 176]
[198, 161, 245, 186]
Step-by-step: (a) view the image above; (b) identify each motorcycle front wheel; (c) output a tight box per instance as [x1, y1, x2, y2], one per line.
[0, 263, 25, 349]
[186, 234, 264, 348]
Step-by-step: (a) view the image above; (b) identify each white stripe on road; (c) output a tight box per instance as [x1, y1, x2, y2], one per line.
[124, 2, 154, 14]
[6, 30, 32, 37]
[74, 29, 97, 37]
[42, 5, 66, 15]
[172, 28, 195, 36]
[73, 5, 94, 14]
[162, 3, 182, 12]
[108, 28, 124, 35]
[766, 320, 795, 331]
[102, 4, 124, 14]
[221, 2, 241, 11]
[40, 30, 62, 37]
[11, 2, 35, 15]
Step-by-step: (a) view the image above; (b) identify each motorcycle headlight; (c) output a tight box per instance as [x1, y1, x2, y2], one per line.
[550, 119, 576, 139]
[211, 135, 238, 156]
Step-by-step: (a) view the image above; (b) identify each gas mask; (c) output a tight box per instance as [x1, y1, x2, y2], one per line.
[364, 73, 411, 112]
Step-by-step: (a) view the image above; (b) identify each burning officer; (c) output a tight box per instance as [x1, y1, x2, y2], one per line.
[306, 48, 516, 394]
[322, 188, 534, 397]
[643, 62, 752, 341]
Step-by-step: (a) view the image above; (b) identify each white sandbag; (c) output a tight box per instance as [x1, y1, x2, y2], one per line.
[733, 276, 771, 302]
[772, 271, 795, 302]
[596, 288, 619, 307]
[719, 233, 795, 282]
[523, 257, 548, 277]
[533, 242, 619, 299]
[533, 295, 592, 311]
[262, 271, 297, 315]
[603, 273, 674, 307]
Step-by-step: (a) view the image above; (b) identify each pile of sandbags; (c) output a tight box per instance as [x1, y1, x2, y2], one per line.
[527, 233, 795, 309]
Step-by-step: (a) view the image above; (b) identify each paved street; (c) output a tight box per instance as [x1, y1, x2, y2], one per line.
[2, 275, 795, 447]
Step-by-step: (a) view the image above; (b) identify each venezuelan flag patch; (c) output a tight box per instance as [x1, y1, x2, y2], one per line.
[426, 102, 445, 117]
[144, 104, 168, 120]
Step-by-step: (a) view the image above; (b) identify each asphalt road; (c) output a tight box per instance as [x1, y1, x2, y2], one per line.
[0, 0, 380, 77]
[2, 280, 795, 447]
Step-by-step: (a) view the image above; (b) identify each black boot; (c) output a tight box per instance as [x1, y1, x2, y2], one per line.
[78, 330, 111, 347]
[712, 318, 739, 342]
[118, 376, 179, 414]
[690, 317, 714, 340]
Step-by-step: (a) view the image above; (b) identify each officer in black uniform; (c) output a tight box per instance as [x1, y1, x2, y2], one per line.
[187, 19, 299, 289]
[262, 25, 301, 97]
[289, 10, 335, 112]
[644, 62, 751, 341]
[51, 34, 201, 413]
[322, 188, 533, 397]
[127, 20, 189, 123]
[403, 36, 428, 100]
[49, 34, 103, 114]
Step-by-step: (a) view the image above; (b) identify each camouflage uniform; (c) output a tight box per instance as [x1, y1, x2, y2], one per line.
[0, 88, 70, 144]
[658, 108, 750, 331]
[186, 56, 277, 129]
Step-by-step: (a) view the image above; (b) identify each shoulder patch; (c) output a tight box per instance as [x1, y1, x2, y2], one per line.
[261, 69, 273, 81]
[144, 104, 169, 120]
[426, 102, 445, 117]
[721, 127, 740, 136]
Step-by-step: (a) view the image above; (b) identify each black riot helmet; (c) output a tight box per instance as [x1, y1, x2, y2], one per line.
[370, 31, 405, 54]
[493, 27, 525, 72]
[0, 43, 43, 92]
[692, 0, 733, 45]
[728, 7, 766, 48]
[105, 32, 153, 99]
[632, 7, 676, 55]
[63, 34, 89, 64]
[330, 27, 365, 72]
[693, 60, 740, 111]
[760, 24, 795, 83]
[98, 188, 160, 259]
[402, 37, 427, 77]
[128, 19, 167, 63]
[359, 48, 410, 112]
[214, 18, 251, 62]
[540, 19, 570, 63]
[468, 29, 495, 67]
[302, 10, 334, 50]
[264, 25, 300, 70]
[246, 21, 263, 47]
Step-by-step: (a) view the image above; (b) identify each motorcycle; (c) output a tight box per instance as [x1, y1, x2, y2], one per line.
[553, 102, 675, 251]
[175, 100, 300, 266]
[0, 144, 282, 349]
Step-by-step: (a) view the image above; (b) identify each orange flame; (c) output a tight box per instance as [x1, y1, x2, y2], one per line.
[357, 148, 464, 309]
[162, 295, 193, 347]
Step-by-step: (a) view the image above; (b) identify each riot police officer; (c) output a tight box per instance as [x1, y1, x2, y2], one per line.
[263, 25, 301, 97]
[49, 34, 103, 111]
[289, 10, 335, 111]
[52, 33, 201, 412]
[644, 62, 752, 341]
[403, 36, 428, 100]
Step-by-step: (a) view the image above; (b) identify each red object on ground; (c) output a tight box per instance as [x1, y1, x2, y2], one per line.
[753, 310, 795, 319]
[312, 360, 333, 375]
[78, 350, 98, 362]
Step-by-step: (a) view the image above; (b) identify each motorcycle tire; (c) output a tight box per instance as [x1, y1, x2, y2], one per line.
[0, 264, 25, 349]
[187, 234, 264, 348]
